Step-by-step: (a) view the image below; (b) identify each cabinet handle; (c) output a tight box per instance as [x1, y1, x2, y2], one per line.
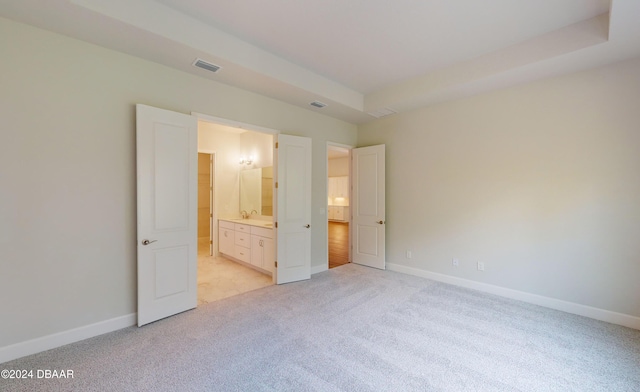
[377, 220, 385, 225]
[304, 224, 311, 228]
[141, 239, 157, 246]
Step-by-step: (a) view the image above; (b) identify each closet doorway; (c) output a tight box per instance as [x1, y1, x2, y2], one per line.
[327, 143, 352, 269]
[198, 152, 214, 256]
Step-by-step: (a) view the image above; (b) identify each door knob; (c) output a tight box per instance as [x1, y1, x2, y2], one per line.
[304, 224, 311, 228]
[141, 239, 157, 245]
[377, 220, 385, 225]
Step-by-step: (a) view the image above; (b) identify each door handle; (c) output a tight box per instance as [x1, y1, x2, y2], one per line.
[304, 224, 311, 228]
[141, 239, 157, 245]
[377, 220, 385, 225]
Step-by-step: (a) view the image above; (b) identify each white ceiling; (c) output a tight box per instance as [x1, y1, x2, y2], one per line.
[2, 0, 639, 124]
[157, 0, 609, 93]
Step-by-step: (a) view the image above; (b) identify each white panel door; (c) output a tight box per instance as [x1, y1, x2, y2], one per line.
[275, 134, 312, 284]
[352, 144, 386, 269]
[136, 104, 197, 326]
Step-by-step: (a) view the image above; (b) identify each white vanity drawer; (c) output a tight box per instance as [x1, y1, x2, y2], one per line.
[234, 246, 250, 263]
[235, 223, 251, 233]
[219, 220, 235, 230]
[235, 231, 251, 248]
[251, 226, 273, 238]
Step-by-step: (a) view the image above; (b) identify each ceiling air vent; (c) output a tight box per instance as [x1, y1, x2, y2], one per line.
[193, 58, 221, 74]
[309, 101, 327, 109]
[367, 107, 397, 118]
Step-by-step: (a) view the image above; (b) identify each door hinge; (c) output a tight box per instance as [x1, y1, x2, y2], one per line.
[275, 261, 278, 268]
[210, 240, 213, 244]
[275, 142, 278, 149]
[210, 213, 213, 217]
[275, 182, 278, 188]
[275, 222, 278, 228]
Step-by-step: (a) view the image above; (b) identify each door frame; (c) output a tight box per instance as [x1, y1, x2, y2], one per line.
[326, 142, 354, 270]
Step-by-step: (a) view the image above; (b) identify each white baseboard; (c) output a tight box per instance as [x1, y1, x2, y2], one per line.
[311, 264, 328, 275]
[0, 313, 136, 364]
[387, 263, 640, 330]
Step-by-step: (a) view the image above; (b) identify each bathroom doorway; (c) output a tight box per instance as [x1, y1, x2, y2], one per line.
[196, 119, 274, 305]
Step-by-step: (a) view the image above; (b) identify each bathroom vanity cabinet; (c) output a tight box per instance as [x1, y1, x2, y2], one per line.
[218, 219, 274, 275]
[219, 220, 235, 256]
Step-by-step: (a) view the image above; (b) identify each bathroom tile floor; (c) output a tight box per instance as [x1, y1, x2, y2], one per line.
[197, 250, 273, 306]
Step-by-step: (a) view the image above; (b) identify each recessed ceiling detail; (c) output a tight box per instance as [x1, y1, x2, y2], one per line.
[1, 0, 637, 124]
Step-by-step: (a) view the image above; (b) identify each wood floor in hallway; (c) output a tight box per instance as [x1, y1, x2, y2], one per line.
[329, 221, 349, 269]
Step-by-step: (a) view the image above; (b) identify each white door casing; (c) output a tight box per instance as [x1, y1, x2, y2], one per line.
[352, 144, 386, 269]
[275, 134, 312, 284]
[136, 104, 198, 326]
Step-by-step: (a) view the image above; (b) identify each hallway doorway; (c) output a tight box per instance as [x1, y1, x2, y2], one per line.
[327, 143, 351, 269]
[328, 221, 349, 268]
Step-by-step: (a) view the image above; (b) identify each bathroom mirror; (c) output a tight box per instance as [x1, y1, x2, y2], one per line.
[240, 167, 273, 216]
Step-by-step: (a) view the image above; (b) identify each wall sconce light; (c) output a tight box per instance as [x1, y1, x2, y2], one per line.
[239, 155, 254, 165]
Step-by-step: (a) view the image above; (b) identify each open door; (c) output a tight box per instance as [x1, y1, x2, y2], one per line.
[136, 104, 198, 326]
[352, 144, 386, 269]
[274, 134, 312, 284]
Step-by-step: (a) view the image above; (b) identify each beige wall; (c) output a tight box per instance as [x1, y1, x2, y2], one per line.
[359, 57, 640, 317]
[0, 17, 356, 349]
[197, 122, 243, 219]
[328, 157, 349, 177]
[240, 130, 273, 170]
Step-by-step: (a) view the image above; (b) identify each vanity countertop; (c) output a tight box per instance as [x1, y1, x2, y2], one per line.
[219, 218, 273, 228]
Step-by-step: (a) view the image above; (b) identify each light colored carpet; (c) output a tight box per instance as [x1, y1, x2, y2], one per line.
[2, 264, 639, 391]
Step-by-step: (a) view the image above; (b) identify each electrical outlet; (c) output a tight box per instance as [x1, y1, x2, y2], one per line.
[477, 262, 485, 271]
[452, 258, 459, 267]
[406, 250, 412, 259]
